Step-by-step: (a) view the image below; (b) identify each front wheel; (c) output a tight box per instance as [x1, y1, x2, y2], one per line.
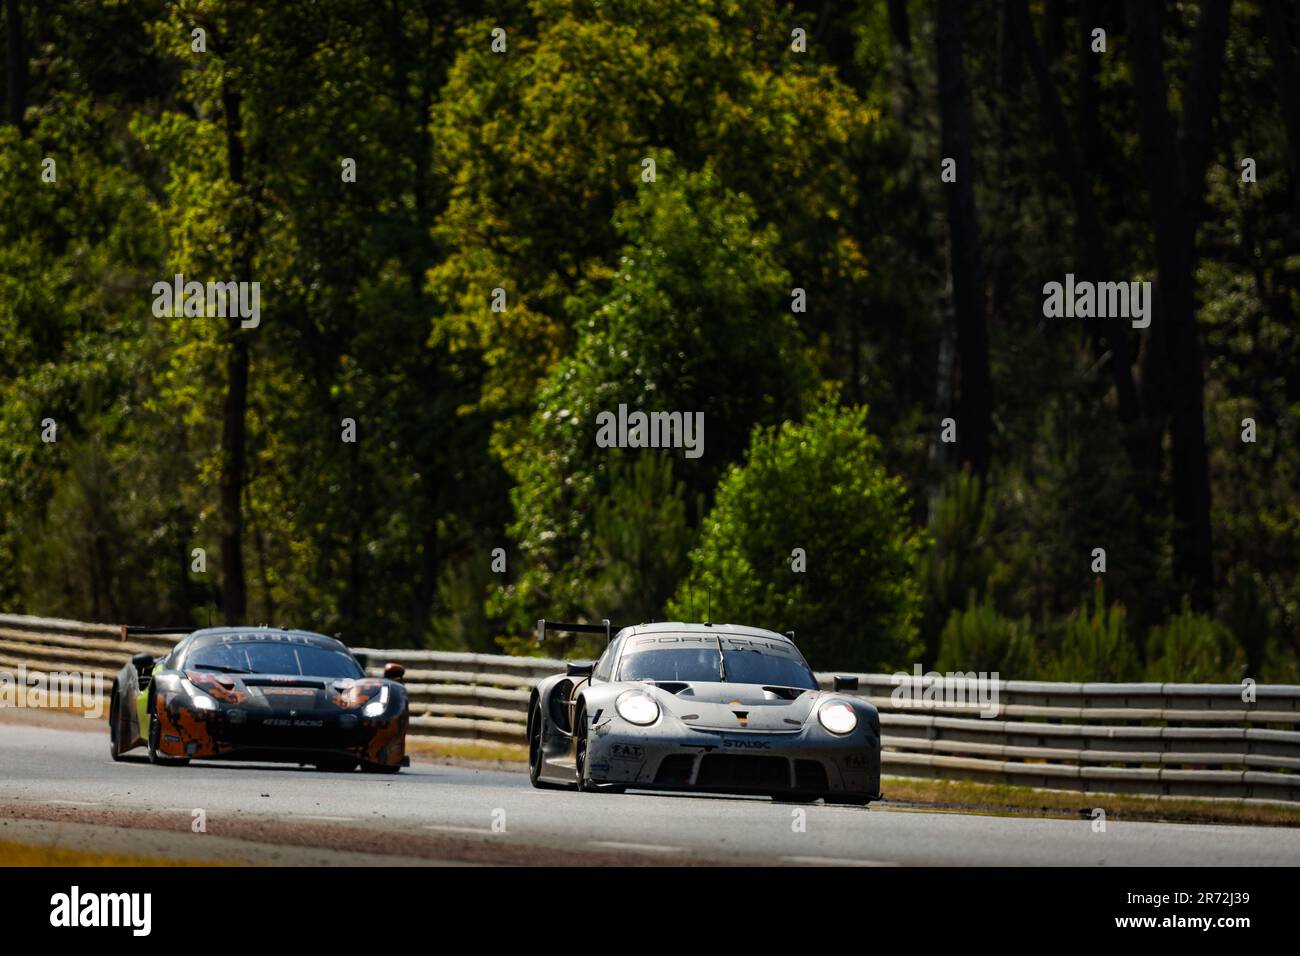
[147, 712, 189, 767]
[826, 794, 871, 807]
[360, 761, 399, 774]
[108, 688, 125, 761]
[574, 705, 592, 792]
[528, 700, 567, 789]
[317, 758, 359, 773]
[572, 708, 624, 794]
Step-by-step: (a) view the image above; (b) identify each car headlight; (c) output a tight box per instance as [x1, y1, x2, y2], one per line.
[362, 686, 390, 718]
[181, 680, 218, 711]
[615, 690, 660, 725]
[817, 699, 858, 735]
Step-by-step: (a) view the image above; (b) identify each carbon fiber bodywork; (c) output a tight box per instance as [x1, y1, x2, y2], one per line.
[528, 623, 881, 803]
[108, 627, 409, 771]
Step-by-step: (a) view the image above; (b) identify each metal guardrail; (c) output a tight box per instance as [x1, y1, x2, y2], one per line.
[2, 613, 1297, 802]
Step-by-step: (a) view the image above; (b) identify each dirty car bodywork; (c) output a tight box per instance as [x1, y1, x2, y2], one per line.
[108, 626, 408, 772]
[528, 622, 881, 804]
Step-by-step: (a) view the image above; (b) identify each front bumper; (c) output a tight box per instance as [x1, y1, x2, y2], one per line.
[585, 716, 881, 800]
[155, 693, 407, 766]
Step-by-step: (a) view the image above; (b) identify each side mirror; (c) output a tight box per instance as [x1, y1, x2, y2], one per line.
[566, 661, 594, 678]
[131, 653, 155, 681]
[833, 675, 859, 692]
[383, 662, 406, 682]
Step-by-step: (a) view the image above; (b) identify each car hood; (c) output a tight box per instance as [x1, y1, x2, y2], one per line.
[634, 681, 822, 732]
[184, 671, 386, 711]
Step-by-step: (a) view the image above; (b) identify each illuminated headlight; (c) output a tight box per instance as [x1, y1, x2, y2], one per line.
[362, 686, 390, 718]
[182, 681, 218, 711]
[817, 699, 858, 735]
[615, 690, 660, 726]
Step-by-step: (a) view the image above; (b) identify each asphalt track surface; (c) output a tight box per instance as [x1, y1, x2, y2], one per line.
[3, 716, 1300, 866]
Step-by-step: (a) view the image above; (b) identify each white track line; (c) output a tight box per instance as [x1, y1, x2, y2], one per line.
[422, 824, 497, 835]
[589, 840, 681, 854]
[782, 855, 899, 867]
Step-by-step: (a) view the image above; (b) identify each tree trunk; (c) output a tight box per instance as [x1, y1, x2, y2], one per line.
[5, 0, 25, 134]
[1263, 0, 1300, 208]
[344, 436, 363, 633]
[219, 77, 249, 624]
[1126, 0, 1230, 612]
[220, 336, 249, 624]
[935, 0, 992, 480]
[1077, 0, 1105, 163]
[886, 0, 911, 51]
[1042, 0, 1066, 71]
[1010, 0, 1142, 433]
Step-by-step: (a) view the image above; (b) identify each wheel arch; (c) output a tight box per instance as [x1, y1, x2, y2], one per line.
[527, 686, 543, 737]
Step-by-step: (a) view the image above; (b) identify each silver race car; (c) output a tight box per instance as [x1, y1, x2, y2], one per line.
[527, 620, 881, 804]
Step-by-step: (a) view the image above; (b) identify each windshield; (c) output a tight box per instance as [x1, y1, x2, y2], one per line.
[186, 642, 363, 679]
[722, 646, 817, 688]
[617, 639, 817, 689]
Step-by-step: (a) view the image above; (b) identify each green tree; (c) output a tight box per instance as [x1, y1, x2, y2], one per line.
[1043, 581, 1139, 682]
[1144, 599, 1245, 683]
[589, 455, 696, 630]
[494, 167, 815, 639]
[669, 403, 925, 672]
[429, 0, 876, 447]
[918, 469, 995, 663]
[935, 593, 1035, 678]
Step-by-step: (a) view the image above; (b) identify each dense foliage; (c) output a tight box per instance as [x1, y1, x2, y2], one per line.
[667, 404, 926, 672]
[1, 1, 1297, 681]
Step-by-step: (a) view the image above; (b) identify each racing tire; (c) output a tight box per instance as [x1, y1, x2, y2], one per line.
[360, 761, 400, 774]
[572, 706, 625, 795]
[527, 700, 564, 790]
[316, 758, 359, 773]
[826, 794, 872, 807]
[574, 704, 592, 792]
[147, 712, 190, 767]
[108, 686, 126, 761]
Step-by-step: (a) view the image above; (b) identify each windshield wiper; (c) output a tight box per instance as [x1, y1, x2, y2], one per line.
[715, 636, 727, 682]
[190, 663, 253, 674]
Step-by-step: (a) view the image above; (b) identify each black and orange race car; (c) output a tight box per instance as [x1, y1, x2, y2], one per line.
[108, 625, 409, 772]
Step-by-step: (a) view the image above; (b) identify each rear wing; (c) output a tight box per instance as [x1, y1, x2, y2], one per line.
[536, 618, 613, 646]
[119, 625, 195, 642]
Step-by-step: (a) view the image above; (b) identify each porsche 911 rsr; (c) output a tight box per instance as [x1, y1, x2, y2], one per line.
[108, 625, 409, 772]
[528, 620, 881, 804]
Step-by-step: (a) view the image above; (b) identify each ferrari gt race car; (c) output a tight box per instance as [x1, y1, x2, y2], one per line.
[528, 620, 881, 804]
[108, 625, 409, 772]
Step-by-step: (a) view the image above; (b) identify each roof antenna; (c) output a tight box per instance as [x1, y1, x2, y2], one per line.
[689, 583, 694, 623]
[706, 587, 711, 624]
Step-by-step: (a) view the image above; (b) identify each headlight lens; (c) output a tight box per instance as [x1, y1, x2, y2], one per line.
[362, 686, 390, 718]
[181, 680, 218, 711]
[818, 699, 858, 735]
[615, 690, 660, 725]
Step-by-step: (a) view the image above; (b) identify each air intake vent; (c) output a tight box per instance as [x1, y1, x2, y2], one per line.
[654, 754, 695, 787]
[794, 760, 829, 792]
[697, 755, 789, 790]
